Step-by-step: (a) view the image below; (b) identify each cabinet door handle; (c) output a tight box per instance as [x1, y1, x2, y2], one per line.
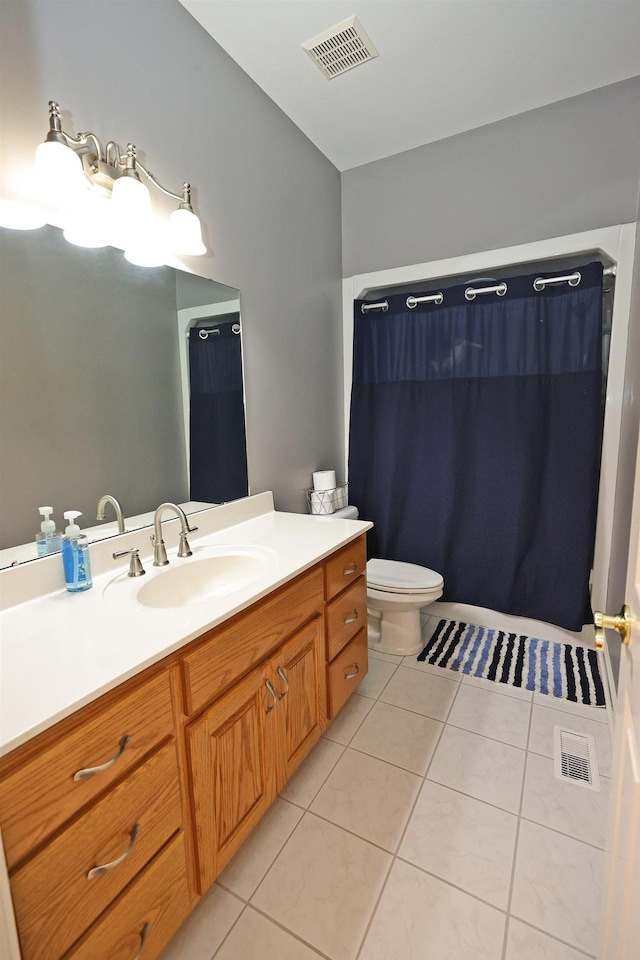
[87, 823, 140, 879]
[73, 734, 131, 782]
[344, 663, 360, 680]
[343, 610, 359, 624]
[343, 563, 358, 575]
[133, 923, 150, 960]
[277, 667, 289, 700]
[265, 679, 277, 714]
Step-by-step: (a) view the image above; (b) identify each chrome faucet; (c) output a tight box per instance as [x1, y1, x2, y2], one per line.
[152, 502, 198, 566]
[96, 494, 125, 534]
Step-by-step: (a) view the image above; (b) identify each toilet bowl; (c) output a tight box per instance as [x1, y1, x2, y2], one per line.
[367, 558, 444, 657]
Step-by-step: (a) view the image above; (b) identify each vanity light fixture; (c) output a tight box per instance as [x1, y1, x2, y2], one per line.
[3, 100, 207, 263]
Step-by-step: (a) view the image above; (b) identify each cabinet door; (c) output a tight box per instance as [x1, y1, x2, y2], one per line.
[187, 665, 277, 893]
[273, 617, 325, 788]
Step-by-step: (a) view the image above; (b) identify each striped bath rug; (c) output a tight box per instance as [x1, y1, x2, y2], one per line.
[418, 619, 605, 707]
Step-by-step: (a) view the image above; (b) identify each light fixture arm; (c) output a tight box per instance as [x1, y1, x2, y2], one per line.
[133, 161, 193, 208]
[35, 100, 206, 259]
[45, 101, 195, 205]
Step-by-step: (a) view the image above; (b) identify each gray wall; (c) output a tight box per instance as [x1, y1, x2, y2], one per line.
[0, 0, 344, 517]
[342, 76, 640, 277]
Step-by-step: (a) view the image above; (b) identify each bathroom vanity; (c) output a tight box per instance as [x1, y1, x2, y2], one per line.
[0, 494, 370, 960]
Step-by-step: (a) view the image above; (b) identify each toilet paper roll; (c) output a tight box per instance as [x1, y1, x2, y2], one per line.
[313, 470, 336, 491]
[309, 491, 335, 515]
[333, 505, 359, 519]
[332, 485, 348, 509]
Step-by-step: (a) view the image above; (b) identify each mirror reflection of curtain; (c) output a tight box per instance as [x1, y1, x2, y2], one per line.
[349, 263, 603, 632]
[189, 319, 248, 503]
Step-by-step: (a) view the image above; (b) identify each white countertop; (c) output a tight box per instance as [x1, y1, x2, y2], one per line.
[0, 493, 371, 758]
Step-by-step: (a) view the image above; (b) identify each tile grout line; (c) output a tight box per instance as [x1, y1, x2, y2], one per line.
[500, 690, 535, 960]
[351, 647, 436, 960]
[225, 900, 335, 960]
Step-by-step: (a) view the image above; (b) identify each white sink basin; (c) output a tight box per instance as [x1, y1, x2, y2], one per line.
[104, 543, 277, 610]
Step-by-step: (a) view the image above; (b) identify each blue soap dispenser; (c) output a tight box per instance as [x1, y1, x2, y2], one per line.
[36, 506, 62, 556]
[61, 510, 93, 592]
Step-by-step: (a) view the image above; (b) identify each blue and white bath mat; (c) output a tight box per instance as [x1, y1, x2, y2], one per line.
[418, 619, 605, 707]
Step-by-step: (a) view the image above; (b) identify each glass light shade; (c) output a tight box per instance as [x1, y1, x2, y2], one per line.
[124, 242, 167, 268]
[123, 213, 168, 268]
[0, 199, 47, 230]
[63, 193, 111, 248]
[110, 175, 152, 249]
[34, 140, 87, 201]
[167, 207, 206, 256]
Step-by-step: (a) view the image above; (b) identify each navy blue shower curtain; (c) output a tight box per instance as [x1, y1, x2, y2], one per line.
[349, 263, 603, 632]
[189, 320, 248, 503]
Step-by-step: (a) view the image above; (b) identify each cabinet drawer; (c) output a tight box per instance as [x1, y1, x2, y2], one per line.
[11, 741, 182, 960]
[324, 536, 366, 601]
[326, 577, 367, 661]
[65, 833, 191, 960]
[327, 629, 368, 719]
[182, 565, 323, 715]
[0, 670, 174, 870]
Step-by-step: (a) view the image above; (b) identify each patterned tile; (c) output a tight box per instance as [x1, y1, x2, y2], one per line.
[252, 813, 391, 960]
[311, 747, 421, 851]
[428, 724, 526, 812]
[399, 779, 518, 909]
[447, 681, 532, 747]
[350, 700, 444, 775]
[511, 820, 603, 955]
[358, 859, 506, 960]
[378, 665, 459, 721]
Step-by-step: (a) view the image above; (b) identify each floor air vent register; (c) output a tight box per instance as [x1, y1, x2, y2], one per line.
[554, 726, 601, 791]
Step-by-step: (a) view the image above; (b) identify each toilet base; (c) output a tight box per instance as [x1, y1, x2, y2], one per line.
[367, 607, 424, 657]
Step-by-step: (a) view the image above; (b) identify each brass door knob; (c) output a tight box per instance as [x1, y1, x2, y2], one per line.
[594, 604, 632, 649]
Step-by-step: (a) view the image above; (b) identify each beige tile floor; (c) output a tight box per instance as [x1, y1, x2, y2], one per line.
[159, 616, 611, 960]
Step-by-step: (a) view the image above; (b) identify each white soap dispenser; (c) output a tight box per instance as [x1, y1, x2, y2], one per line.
[35, 506, 62, 556]
[61, 510, 93, 592]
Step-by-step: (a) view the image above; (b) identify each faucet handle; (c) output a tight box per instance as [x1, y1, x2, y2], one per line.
[177, 530, 193, 558]
[113, 547, 146, 577]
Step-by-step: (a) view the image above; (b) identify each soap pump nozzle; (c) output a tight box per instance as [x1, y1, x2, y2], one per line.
[63, 510, 82, 539]
[38, 506, 56, 535]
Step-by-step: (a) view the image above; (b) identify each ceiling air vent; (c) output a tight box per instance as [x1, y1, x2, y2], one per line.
[302, 16, 379, 80]
[554, 726, 601, 791]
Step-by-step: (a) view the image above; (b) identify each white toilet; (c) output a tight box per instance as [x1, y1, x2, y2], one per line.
[367, 558, 444, 657]
[326, 505, 444, 657]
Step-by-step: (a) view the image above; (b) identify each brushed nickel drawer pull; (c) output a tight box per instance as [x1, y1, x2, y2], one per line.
[133, 922, 150, 959]
[277, 667, 289, 700]
[344, 664, 360, 680]
[343, 610, 359, 624]
[343, 563, 358, 575]
[87, 823, 140, 879]
[73, 734, 131, 782]
[265, 679, 277, 714]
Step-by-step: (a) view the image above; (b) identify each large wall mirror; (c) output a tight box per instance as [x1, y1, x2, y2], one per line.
[0, 225, 248, 568]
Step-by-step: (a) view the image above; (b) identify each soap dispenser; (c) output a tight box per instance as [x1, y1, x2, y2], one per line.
[35, 506, 62, 556]
[61, 510, 93, 592]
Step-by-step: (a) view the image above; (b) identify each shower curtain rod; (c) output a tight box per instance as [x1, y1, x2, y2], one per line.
[360, 264, 616, 313]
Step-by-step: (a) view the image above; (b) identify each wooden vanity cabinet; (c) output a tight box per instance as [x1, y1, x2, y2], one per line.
[323, 535, 368, 717]
[186, 579, 326, 892]
[0, 535, 366, 960]
[0, 668, 191, 960]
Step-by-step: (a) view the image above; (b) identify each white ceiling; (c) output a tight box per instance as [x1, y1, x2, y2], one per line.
[179, 1, 640, 171]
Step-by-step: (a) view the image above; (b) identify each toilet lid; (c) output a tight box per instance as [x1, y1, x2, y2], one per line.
[367, 558, 444, 593]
